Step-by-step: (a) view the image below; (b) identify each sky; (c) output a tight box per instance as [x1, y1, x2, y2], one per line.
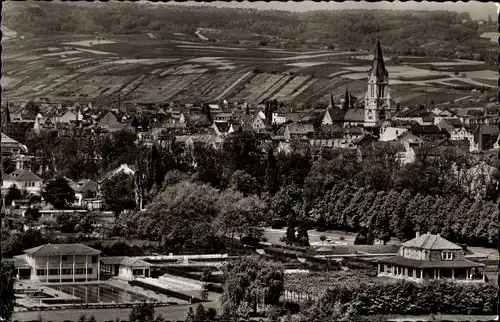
[154, 1, 497, 21]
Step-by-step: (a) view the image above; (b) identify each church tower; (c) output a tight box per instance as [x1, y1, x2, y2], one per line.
[364, 39, 391, 127]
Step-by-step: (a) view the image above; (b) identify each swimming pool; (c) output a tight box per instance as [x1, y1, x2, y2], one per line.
[50, 284, 153, 304]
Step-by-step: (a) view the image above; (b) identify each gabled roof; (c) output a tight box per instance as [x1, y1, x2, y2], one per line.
[1, 132, 19, 144]
[100, 256, 152, 267]
[65, 177, 98, 193]
[98, 164, 135, 183]
[286, 123, 315, 135]
[326, 107, 346, 122]
[214, 121, 230, 133]
[3, 169, 42, 182]
[402, 233, 462, 250]
[321, 124, 344, 133]
[24, 243, 101, 256]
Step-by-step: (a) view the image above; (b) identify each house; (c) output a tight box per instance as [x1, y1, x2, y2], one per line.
[321, 107, 345, 126]
[379, 126, 408, 142]
[98, 111, 120, 128]
[100, 256, 152, 281]
[1, 132, 27, 157]
[470, 124, 499, 151]
[2, 169, 43, 196]
[252, 114, 267, 132]
[272, 112, 287, 125]
[65, 178, 99, 208]
[283, 124, 315, 141]
[212, 121, 231, 136]
[58, 109, 79, 124]
[377, 233, 486, 283]
[10, 243, 101, 282]
[411, 124, 450, 141]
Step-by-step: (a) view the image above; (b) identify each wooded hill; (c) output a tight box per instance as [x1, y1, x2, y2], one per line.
[2, 2, 495, 61]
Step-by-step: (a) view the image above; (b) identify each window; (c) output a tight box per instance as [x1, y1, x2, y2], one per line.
[37, 269, 46, 276]
[49, 269, 60, 276]
[62, 268, 72, 275]
[380, 264, 385, 273]
[91, 256, 98, 263]
[441, 252, 453, 260]
[75, 268, 85, 275]
[62, 255, 68, 261]
[133, 269, 144, 276]
[87, 268, 93, 275]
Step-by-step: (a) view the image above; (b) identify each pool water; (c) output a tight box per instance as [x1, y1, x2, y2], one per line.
[51, 284, 152, 304]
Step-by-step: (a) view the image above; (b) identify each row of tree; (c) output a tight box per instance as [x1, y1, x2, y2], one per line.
[308, 185, 498, 247]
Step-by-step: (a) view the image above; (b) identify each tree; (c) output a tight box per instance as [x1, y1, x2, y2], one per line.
[4, 185, 23, 207]
[129, 302, 164, 322]
[264, 149, 279, 195]
[221, 257, 284, 317]
[206, 308, 217, 321]
[101, 172, 136, 215]
[24, 207, 41, 223]
[0, 261, 16, 321]
[185, 307, 195, 322]
[194, 304, 207, 322]
[134, 181, 222, 252]
[2, 157, 16, 174]
[229, 170, 259, 196]
[42, 177, 76, 209]
[320, 234, 327, 245]
[216, 189, 266, 241]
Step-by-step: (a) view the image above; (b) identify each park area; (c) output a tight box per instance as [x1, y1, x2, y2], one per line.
[2, 32, 496, 106]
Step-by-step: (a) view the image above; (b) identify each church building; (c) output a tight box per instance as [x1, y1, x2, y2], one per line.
[364, 39, 392, 127]
[322, 39, 394, 129]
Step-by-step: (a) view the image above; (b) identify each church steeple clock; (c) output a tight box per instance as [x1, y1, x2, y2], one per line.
[364, 38, 391, 127]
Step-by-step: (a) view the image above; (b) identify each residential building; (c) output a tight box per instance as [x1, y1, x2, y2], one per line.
[2, 169, 43, 196]
[377, 233, 486, 283]
[11, 243, 101, 282]
[283, 124, 315, 141]
[272, 112, 287, 125]
[470, 124, 499, 151]
[1, 132, 27, 157]
[379, 126, 408, 142]
[65, 178, 99, 208]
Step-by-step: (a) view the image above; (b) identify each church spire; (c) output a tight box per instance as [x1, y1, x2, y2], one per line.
[343, 86, 350, 110]
[371, 38, 388, 81]
[329, 93, 335, 109]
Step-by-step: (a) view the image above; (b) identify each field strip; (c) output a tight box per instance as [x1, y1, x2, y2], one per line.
[254, 75, 289, 103]
[276, 51, 358, 61]
[285, 78, 318, 102]
[43, 50, 81, 57]
[270, 76, 310, 100]
[76, 48, 116, 55]
[162, 74, 204, 100]
[263, 75, 295, 101]
[34, 72, 86, 96]
[214, 71, 253, 100]
[120, 75, 149, 95]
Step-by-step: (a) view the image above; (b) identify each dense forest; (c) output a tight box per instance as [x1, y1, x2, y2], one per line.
[2, 2, 495, 61]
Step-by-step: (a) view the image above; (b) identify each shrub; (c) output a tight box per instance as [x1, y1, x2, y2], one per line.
[306, 280, 497, 320]
[339, 236, 345, 241]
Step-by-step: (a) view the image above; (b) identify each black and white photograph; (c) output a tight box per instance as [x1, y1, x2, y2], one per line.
[0, 1, 498, 321]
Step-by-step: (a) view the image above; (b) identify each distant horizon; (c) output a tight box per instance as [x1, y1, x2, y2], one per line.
[146, 1, 496, 21]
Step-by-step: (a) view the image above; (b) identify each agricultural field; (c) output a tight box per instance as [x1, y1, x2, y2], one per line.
[2, 32, 496, 107]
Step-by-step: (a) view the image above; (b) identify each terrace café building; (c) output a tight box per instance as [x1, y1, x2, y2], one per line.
[10, 243, 101, 283]
[377, 233, 486, 283]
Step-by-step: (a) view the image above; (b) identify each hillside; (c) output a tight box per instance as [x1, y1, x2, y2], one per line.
[1, 2, 495, 63]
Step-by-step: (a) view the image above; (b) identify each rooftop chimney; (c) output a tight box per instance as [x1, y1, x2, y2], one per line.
[415, 231, 420, 238]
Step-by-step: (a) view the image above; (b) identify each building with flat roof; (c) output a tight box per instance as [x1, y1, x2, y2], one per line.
[377, 233, 486, 283]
